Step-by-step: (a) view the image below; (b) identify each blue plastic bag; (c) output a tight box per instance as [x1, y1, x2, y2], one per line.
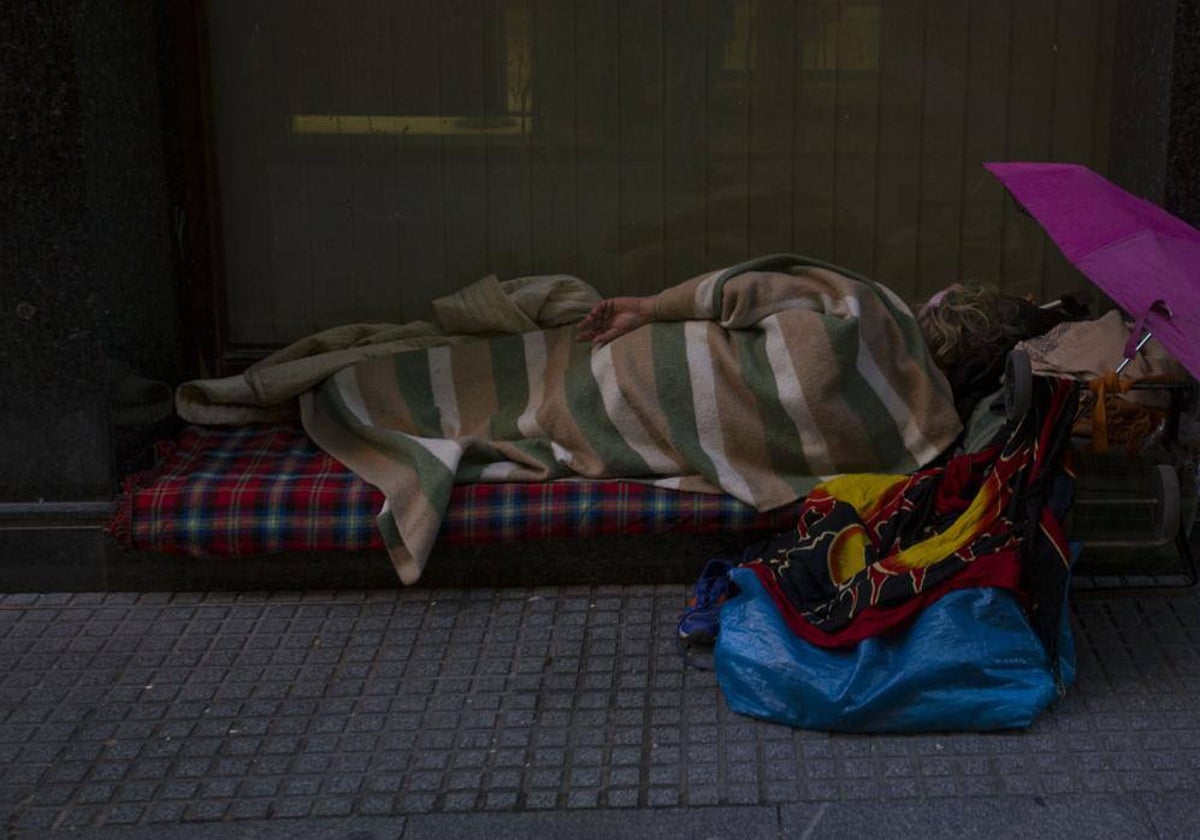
[713, 567, 1075, 732]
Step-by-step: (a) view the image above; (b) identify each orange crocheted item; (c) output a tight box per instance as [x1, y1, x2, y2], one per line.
[1079, 373, 1168, 456]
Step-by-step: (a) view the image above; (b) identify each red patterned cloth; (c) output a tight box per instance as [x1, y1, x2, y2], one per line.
[110, 424, 802, 557]
[739, 375, 1079, 652]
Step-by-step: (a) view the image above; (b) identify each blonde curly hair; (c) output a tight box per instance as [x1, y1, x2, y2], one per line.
[916, 283, 1076, 418]
[916, 284, 1031, 377]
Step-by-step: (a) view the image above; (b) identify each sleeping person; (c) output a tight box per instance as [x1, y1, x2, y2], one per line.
[580, 279, 1082, 423]
[299, 253, 1021, 583]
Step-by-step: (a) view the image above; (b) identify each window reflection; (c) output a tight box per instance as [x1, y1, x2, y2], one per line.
[206, 1, 1111, 346]
[800, 2, 880, 72]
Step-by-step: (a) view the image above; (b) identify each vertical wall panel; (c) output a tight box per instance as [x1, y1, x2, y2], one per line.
[1001, 0, 1057, 296]
[872, 0, 925, 300]
[1050, 0, 1099, 164]
[1091, 0, 1117, 178]
[530, 0, 578, 275]
[484, 0, 533, 278]
[390, 0, 447, 320]
[252, 4, 284, 339]
[958, 0, 1012, 288]
[1043, 0, 1101, 300]
[617, 0, 665, 293]
[747, 0, 797, 259]
[210, 2, 274, 344]
[705, 0, 752, 268]
[1084, 0, 1118, 315]
[298, 1, 359, 333]
[269, 2, 318, 339]
[831, 0, 879, 276]
[791, 1, 838, 259]
[663, 2, 710, 283]
[915, 0, 968, 300]
[573, 0, 620, 292]
[344, 0, 399, 320]
[439, 1, 491, 289]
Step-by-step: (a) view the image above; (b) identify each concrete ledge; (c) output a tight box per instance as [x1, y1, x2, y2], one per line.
[0, 528, 776, 592]
[5, 796, 1175, 839]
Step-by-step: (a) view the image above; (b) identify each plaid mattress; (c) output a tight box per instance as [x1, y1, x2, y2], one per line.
[110, 424, 803, 557]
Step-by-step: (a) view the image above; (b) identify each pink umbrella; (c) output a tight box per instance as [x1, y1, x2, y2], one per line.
[984, 162, 1200, 381]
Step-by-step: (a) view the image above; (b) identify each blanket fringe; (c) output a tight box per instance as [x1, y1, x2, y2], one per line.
[106, 438, 180, 547]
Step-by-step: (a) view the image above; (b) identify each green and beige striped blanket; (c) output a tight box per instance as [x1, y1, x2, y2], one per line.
[300, 255, 963, 583]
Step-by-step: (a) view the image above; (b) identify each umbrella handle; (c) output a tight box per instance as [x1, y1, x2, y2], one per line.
[1116, 299, 1171, 375]
[1115, 330, 1154, 376]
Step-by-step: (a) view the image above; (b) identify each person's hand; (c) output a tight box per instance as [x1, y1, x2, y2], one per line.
[575, 297, 652, 346]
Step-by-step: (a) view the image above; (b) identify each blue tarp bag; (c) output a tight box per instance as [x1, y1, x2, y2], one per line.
[713, 567, 1076, 732]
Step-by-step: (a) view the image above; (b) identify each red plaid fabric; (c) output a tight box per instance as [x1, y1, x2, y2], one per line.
[111, 424, 802, 556]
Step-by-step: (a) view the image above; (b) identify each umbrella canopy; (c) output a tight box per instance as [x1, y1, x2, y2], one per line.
[984, 161, 1200, 381]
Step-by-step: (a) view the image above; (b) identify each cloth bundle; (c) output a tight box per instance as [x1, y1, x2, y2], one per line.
[713, 375, 1080, 732]
[1018, 309, 1190, 455]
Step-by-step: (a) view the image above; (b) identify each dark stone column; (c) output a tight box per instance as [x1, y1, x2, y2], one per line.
[1108, 0, 1179, 202]
[0, 0, 109, 500]
[1166, 0, 1199, 225]
[0, 0, 182, 504]
[1, 1, 186, 583]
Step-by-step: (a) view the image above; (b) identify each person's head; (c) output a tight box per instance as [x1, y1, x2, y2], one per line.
[916, 284, 1031, 381]
[916, 283, 1078, 418]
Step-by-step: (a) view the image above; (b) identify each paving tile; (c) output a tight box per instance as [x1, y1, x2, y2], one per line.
[2, 584, 1200, 834]
[782, 795, 1156, 838]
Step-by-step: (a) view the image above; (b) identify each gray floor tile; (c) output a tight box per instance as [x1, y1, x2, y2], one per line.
[402, 805, 784, 839]
[781, 796, 1157, 839]
[0, 584, 1199, 836]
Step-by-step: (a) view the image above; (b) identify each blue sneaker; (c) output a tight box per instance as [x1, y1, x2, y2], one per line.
[677, 558, 736, 646]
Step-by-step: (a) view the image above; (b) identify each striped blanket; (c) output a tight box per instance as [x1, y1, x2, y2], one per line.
[301, 255, 964, 583]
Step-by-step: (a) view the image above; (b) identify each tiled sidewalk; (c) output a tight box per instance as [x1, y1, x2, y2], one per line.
[1, 584, 1200, 837]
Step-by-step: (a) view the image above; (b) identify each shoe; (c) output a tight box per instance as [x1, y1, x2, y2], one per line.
[677, 558, 736, 646]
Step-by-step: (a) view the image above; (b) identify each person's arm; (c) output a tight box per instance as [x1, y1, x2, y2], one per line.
[576, 257, 857, 346]
[574, 267, 730, 346]
[575, 295, 658, 346]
